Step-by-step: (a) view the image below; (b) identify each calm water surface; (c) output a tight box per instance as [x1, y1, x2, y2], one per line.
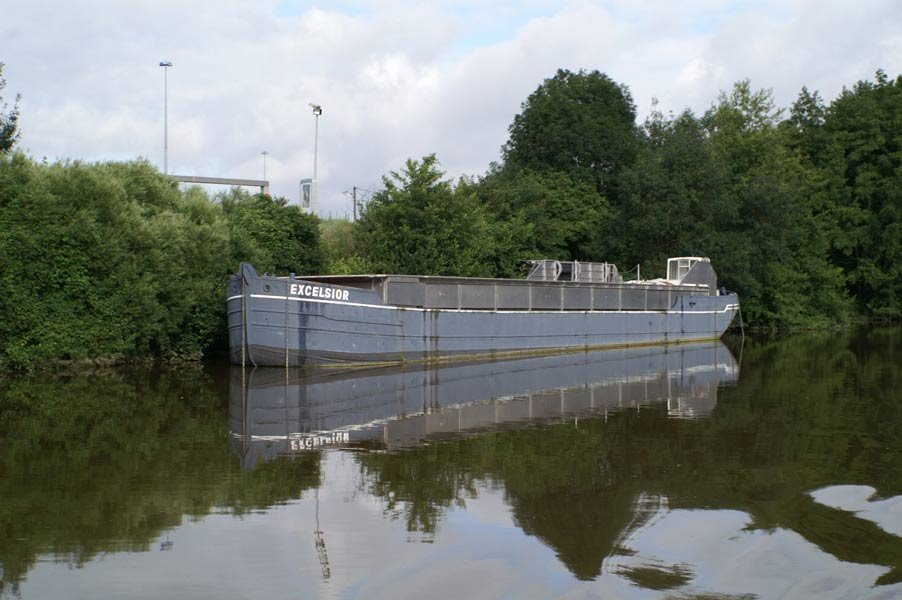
[1, 329, 901, 599]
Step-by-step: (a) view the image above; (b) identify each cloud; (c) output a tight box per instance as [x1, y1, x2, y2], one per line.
[3, 0, 901, 218]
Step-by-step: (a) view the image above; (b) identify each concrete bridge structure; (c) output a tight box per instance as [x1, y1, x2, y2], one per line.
[171, 175, 269, 195]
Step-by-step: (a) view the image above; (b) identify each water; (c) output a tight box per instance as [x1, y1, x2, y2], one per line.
[1, 329, 901, 599]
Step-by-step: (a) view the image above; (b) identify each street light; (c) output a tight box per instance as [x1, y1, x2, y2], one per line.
[261, 150, 269, 181]
[308, 102, 322, 214]
[159, 61, 173, 174]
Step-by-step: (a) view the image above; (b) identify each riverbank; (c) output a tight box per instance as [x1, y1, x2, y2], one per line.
[0, 155, 323, 372]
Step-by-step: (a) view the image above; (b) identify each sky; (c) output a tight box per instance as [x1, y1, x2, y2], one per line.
[3, 0, 901, 218]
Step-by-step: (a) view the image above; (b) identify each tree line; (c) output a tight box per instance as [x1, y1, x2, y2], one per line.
[1, 63, 900, 368]
[350, 70, 902, 329]
[0, 155, 323, 370]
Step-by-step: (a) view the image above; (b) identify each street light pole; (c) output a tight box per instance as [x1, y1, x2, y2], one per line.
[159, 61, 173, 174]
[308, 103, 322, 214]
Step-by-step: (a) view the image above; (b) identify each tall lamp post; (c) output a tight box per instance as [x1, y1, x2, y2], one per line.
[159, 61, 173, 174]
[308, 103, 322, 214]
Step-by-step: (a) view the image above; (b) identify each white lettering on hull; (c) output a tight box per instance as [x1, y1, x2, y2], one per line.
[289, 283, 350, 302]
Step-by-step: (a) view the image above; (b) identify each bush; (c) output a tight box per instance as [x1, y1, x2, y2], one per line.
[0, 155, 323, 370]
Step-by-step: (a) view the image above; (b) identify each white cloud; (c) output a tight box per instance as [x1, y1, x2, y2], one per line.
[3, 0, 901, 218]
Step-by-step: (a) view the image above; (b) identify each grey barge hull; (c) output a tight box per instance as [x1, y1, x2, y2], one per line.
[227, 260, 739, 368]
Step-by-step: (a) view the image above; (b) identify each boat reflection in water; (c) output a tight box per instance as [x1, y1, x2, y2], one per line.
[230, 341, 738, 467]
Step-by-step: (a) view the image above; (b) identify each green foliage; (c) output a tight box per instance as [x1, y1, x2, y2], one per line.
[503, 68, 639, 195]
[0, 157, 324, 369]
[614, 106, 731, 270]
[320, 217, 374, 274]
[574, 79, 856, 326]
[696, 83, 851, 326]
[819, 71, 902, 317]
[219, 188, 324, 276]
[320, 217, 355, 260]
[340, 69, 900, 328]
[471, 168, 603, 261]
[356, 155, 521, 276]
[0, 156, 229, 367]
[326, 253, 375, 275]
[0, 62, 19, 154]
[478, 74, 862, 327]
[4, 65, 902, 365]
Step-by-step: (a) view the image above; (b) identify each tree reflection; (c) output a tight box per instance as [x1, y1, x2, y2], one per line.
[356, 328, 902, 584]
[2, 328, 901, 594]
[0, 366, 321, 596]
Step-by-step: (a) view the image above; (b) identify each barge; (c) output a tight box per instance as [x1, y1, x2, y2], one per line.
[227, 257, 739, 367]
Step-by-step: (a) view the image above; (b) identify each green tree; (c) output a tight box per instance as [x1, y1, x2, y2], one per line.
[0, 157, 235, 368]
[615, 105, 731, 273]
[820, 71, 902, 317]
[784, 87, 830, 159]
[470, 167, 603, 261]
[0, 157, 331, 369]
[0, 62, 20, 154]
[784, 86, 864, 260]
[356, 155, 501, 276]
[697, 81, 850, 326]
[220, 188, 324, 276]
[320, 217, 374, 274]
[503, 69, 639, 196]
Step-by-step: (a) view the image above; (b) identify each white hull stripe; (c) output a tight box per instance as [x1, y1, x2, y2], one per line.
[228, 294, 740, 315]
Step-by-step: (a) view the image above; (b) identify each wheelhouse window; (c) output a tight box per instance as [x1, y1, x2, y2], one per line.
[668, 258, 700, 281]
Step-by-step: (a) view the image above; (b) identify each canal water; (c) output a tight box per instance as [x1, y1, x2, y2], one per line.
[1, 328, 901, 599]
